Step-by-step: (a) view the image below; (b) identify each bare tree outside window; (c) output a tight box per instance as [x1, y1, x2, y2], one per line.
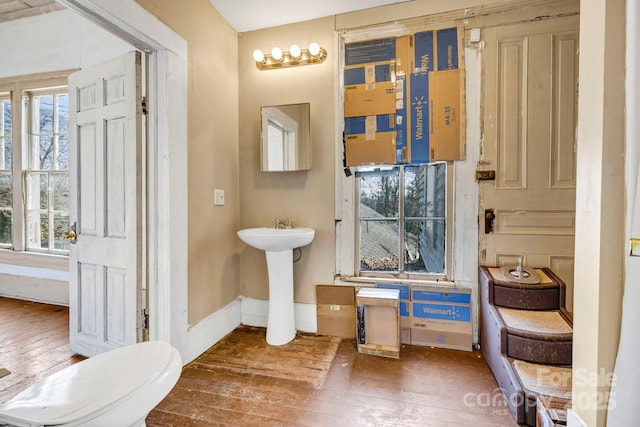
[358, 163, 446, 275]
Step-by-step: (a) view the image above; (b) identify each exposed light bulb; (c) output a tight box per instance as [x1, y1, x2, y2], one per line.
[308, 42, 321, 56]
[289, 44, 301, 58]
[271, 47, 283, 61]
[252, 49, 264, 62]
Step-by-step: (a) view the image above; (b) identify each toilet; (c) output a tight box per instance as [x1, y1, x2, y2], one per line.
[0, 341, 182, 427]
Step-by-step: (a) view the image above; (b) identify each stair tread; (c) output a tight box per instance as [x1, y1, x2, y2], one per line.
[498, 307, 572, 335]
[512, 359, 572, 399]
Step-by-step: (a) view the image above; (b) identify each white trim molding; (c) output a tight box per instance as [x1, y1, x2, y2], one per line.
[241, 297, 317, 334]
[187, 299, 241, 364]
[56, 0, 190, 361]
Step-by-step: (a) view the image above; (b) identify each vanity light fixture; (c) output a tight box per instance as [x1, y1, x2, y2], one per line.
[253, 42, 327, 70]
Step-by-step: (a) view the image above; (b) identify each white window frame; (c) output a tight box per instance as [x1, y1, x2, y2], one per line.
[356, 162, 450, 279]
[0, 71, 73, 266]
[335, 28, 455, 284]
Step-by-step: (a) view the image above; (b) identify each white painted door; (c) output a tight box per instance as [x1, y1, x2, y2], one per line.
[479, 16, 579, 310]
[68, 51, 143, 357]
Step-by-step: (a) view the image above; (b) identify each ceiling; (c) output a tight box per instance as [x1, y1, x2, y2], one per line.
[0, 0, 63, 23]
[0, 0, 413, 30]
[207, 0, 414, 32]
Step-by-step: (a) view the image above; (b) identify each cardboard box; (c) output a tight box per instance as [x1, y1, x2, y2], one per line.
[345, 114, 396, 166]
[344, 62, 394, 86]
[356, 287, 400, 358]
[395, 35, 414, 76]
[345, 133, 396, 166]
[343, 26, 465, 166]
[414, 30, 435, 73]
[408, 72, 430, 163]
[395, 75, 409, 163]
[344, 81, 396, 118]
[376, 283, 411, 344]
[537, 396, 570, 427]
[345, 37, 396, 66]
[316, 285, 356, 339]
[428, 69, 465, 161]
[410, 285, 472, 351]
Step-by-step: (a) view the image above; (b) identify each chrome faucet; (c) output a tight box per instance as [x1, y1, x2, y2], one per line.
[273, 218, 294, 229]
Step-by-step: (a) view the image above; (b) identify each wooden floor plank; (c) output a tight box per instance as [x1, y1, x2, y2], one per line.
[0, 297, 520, 426]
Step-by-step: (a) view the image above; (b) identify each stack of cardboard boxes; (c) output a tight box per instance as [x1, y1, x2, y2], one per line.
[316, 283, 472, 356]
[344, 26, 466, 166]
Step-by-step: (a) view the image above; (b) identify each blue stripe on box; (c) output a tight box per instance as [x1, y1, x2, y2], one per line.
[344, 64, 393, 85]
[344, 115, 395, 135]
[413, 303, 471, 322]
[400, 301, 410, 317]
[377, 283, 410, 300]
[410, 72, 430, 163]
[395, 75, 407, 163]
[412, 290, 471, 304]
[345, 38, 396, 66]
[414, 30, 434, 72]
[436, 28, 459, 70]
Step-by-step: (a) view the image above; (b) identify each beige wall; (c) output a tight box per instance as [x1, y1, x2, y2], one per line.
[130, 3, 627, 422]
[237, 17, 337, 303]
[136, 0, 240, 324]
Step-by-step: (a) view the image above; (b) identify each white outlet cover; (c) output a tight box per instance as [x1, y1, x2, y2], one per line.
[214, 189, 225, 205]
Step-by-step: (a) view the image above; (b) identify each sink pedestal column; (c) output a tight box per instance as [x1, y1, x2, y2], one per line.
[264, 249, 296, 345]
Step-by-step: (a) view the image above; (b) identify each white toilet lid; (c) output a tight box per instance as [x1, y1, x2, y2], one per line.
[0, 341, 177, 425]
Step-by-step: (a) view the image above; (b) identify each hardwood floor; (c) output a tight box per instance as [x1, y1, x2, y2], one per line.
[0, 297, 519, 426]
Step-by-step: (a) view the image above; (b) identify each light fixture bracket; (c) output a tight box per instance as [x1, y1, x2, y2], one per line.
[255, 47, 327, 70]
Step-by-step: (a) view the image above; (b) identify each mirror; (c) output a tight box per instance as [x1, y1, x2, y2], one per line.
[260, 103, 311, 171]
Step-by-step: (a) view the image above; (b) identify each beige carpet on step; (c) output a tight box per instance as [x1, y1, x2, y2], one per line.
[190, 325, 341, 389]
[513, 360, 572, 399]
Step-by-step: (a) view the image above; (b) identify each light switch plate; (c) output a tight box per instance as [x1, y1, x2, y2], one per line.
[213, 189, 224, 206]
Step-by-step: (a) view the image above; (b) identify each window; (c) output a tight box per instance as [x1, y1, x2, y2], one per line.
[0, 96, 11, 246]
[25, 90, 70, 252]
[0, 76, 69, 256]
[357, 162, 447, 276]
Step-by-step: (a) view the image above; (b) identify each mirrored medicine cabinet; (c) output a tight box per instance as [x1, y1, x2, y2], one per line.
[260, 103, 311, 171]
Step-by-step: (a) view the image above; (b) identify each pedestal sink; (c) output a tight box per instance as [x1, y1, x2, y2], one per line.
[237, 227, 315, 345]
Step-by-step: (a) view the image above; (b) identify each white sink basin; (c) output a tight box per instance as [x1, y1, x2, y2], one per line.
[237, 227, 315, 252]
[237, 226, 315, 346]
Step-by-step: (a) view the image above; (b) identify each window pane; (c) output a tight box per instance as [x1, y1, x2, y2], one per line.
[0, 172, 11, 208]
[1, 99, 11, 170]
[53, 213, 69, 250]
[0, 171, 11, 245]
[56, 94, 69, 170]
[404, 163, 446, 218]
[52, 173, 69, 211]
[0, 209, 11, 245]
[405, 219, 446, 274]
[359, 169, 399, 218]
[360, 220, 399, 271]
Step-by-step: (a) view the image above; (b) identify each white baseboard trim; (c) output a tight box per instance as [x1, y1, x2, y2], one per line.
[240, 297, 317, 333]
[0, 274, 68, 305]
[185, 297, 318, 364]
[187, 298, 241, 364]
[566, 409, 587, 427]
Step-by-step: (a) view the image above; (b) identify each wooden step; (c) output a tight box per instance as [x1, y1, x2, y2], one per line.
[497, 307, 572, 365]
[481, 267, 568, 310]
[512, 359, 572, 400]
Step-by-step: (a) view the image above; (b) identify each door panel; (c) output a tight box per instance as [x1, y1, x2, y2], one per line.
[480, 16, 579, 311]
[68, 51, 143, 356]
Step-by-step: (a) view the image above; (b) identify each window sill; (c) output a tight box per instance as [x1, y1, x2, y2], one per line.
[336, 275, 454, 287]
[0, 249, 68, 271]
